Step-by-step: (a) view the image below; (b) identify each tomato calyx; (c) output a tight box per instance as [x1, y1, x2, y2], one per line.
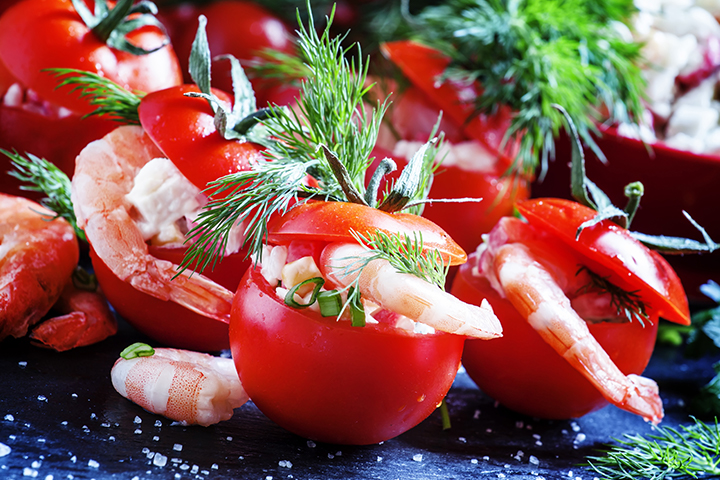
[71, 0, 169, 55]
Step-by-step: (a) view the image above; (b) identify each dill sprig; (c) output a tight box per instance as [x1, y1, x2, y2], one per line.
[575, 266, 649, 326]
[182, 6, 439, 271]
[412, 0, 646, 179]
[352, 230, 449, 289]
[44, 68, 143, 123]
[586, 417, 720, 479]
[2, 150, 86, 242]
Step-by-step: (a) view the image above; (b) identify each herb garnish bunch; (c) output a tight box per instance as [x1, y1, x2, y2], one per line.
[409, 0, 646, 179]
[183, 8, 442, 273]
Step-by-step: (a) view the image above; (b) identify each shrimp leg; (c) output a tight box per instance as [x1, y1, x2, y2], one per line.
[493, 242, 663, 424]
[321, 243, 502, 339]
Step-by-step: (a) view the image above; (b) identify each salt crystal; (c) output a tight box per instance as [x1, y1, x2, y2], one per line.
[458, 437, 467, 443]
[483, 456, 490, 461]
[486, 428, 492, 433]
[515, 421, 524, 429]
[412, 454, 423, 462]
[134, 416, 142, 424]
[37, 396, 47, 402]
[190, 465, 198, 474]
[134, 429, 142, 435]
[153, 453, 167, 467]
[44, 475, 53, 480]
[100, 423, 110, 428]
[279, 460, 292, 468]
[335, 451, 342, 456]
[529, 456, 540, 465]
[376, 456, 382, 462]
[306, 440, 316, 448]
[226, 437, 233, 442]
[470, 459, 478, 465]
[70, 456, 77, 463]
[0, 443, 10, 457]
[88, 459, 99, 468]
[473, 410, 481, 419]
[5, 415, 14, 421]
[108, 436, 115, 441]
[90, 414, 97, 420]
[71, 394, 77, 398]
[61, 421, 67, 426]
[153, 436, 160, 442]
[142, 448, 150, 454]
[327, 454, 334, 459]
[179, 464, 190, 471]
[145, 451, 154, 459]
[37, 439, 45, 443]
[22, 467, 37, 477]
[570, 422, 580, 432]
[154, 420, 162, 427]
[211, 464, 218, 470]
[173, 444, 183, 451]
[31, 461, 41, 468]
[18, 361, 27, 368]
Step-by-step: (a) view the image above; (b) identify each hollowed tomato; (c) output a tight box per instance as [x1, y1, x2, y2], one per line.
[229, 264, 465, 445]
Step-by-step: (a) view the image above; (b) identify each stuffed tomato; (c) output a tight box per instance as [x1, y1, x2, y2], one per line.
[0, 0, 182, 196]
[379, 40, 530, 254]
[229, 202, 501, 445]
[452, 198, 691, 423]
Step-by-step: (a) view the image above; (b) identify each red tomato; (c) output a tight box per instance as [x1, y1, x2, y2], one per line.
[137, 84, 264, 191]
[267, 201, 468, 265]
[167, 0, 296, 103]
[452, 197, 690, 419]
[92, 245, 250, 351]
[0, 0, 182, 196]
[0, 0, 182, 114]
[230, 264, 465, 444]
[453, 268, 659, 419]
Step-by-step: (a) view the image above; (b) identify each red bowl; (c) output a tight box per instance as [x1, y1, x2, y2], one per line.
[533, 126, 720, 302]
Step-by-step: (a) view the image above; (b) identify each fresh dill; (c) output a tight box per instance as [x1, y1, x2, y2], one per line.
[575, 266, 649, 326]
[44, 68, 143, 124]
[586, 416, 720, 479]
[411, 0, 647, 179]
[182, 7, 439, 271]
[2, 149, 86, 242]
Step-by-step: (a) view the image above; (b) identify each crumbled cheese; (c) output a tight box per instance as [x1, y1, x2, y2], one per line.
[261, 245, 288, 286]
[125, 157, 203, 244]
[281, 256, 323, 295]
[393, 139, 498, 173]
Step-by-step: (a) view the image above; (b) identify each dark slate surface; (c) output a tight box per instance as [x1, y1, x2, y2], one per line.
[0, 316, 716, 480]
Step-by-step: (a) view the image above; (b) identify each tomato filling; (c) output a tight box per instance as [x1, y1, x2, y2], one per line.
[2, 82, 74, 119]
[259, 243, 439, 335]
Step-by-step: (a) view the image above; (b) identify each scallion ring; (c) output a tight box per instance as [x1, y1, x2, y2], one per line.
[284, 277, 325, 309]
[317, 290, 343, 317]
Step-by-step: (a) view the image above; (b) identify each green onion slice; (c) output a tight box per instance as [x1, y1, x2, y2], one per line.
[317, 290, 343, 317]
[284, 277, 325, 309]
[120, 342, 155, 360]
[348, 286, 366, 327]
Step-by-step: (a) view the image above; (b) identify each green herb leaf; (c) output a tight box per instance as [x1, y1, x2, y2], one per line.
[413, 0, 646, 178]
[586, 417, 720, 479]
[3, 149, 86, 242]
[44, 68, 143, 124]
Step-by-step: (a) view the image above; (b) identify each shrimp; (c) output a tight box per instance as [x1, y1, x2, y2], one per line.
[71, 125, 234, 322]
[0, 193, 79, 340]
[29, 279, 118, 352]
[320, 242, 502, 339]
[478, 216, 664, 424]
[111, 347, 249, 426]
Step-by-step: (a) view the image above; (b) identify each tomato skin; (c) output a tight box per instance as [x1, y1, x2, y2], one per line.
[0, 0, 182, 115]
[452, 265, 659, 419]
[137, 85, 264, 191]
[91, 245, 250, 352]
[517, 198, 691, 326]
[267, 201, 468, 266]
[230, 265, 465, 445]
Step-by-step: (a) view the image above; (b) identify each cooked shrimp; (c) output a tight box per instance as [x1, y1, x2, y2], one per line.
[71, 125, 234, 322]
[320, 242, 502, 339]
[29, 279, 118, 352]
[0, 193, 79, 340]
[478, 217, 664, 424]
[111, 346, 249, 426]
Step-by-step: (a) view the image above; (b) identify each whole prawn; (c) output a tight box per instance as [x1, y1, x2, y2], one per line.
[476, 216, 665, 423]
[71, 125, 234, 322]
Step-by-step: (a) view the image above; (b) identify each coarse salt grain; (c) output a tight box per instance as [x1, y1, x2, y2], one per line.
[134, 429, 142, 435]
[153, 436, 160, 441]
[470, 459, 478, 465]
[22, 467, 37, 477]
[529, 456, 540, 465]
[0, 443, 10, 457]
[154, 420, 162, 427]
[37, 396, 47, 402]
[306, 440, 316, 448]
[412, 454, 423, 462]
[377, 456, 383, 462]
[88, 460, 99, 468]
[173, 444, 183, 451]
[134, 416, 142, 424]
[279, 460, 292, 468]
[18, 361, 27, 368]
[153, 453, 168, 467]
[4, 415, 13, 421]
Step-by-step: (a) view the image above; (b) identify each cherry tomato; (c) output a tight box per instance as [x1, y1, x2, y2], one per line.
[167, 0, 296, 103]
[138, 85, 264, 191]
[266, 201, 467, 265]
[92, 245, 250, 351]
[0, 0, 182, 196]
[379, 40, 530, 254]
[453, 269, 659, 419]
[452, 197, 690, 419]
[230, 264, 465, 444]
[0, 0, 182, 114]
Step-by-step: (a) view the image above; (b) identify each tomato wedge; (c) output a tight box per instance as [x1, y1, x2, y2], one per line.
[137, 85, 264, 192]
[517, 198, 691, 325]
[267, 201, 467, 265]
[380, 40, 518, 168]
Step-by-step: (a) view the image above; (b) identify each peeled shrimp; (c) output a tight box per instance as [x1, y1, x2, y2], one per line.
[29, 280, 118, 352]
[72, 125, 234, 322]
[479, 217, 664, 424]
[321, 242, 502, 339]
[111, 347, 249, 426]
[0, 193, 79, 340]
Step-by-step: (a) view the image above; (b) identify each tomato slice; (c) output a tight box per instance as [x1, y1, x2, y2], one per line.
[517, 198, 691, 325]
[229, 264, 465, 444]
[267, 201, 467, 265]
[380, 40, 518, 169]
[137, 85, 263, 192]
